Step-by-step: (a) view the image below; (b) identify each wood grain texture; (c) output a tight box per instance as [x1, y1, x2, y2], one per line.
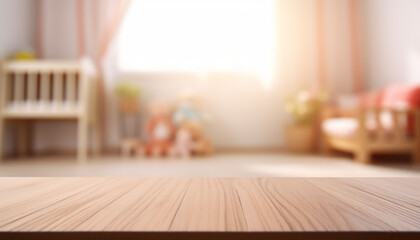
[0, 178, 419, 234]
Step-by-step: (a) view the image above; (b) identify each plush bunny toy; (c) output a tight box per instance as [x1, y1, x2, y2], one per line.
[172, 126, 194, 158]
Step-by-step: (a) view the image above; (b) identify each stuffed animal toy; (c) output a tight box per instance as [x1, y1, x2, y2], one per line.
[143, 100, 175, 157]
[171, 127, 194, 158]
[172, 91, 204, 126]
[183, 120, 213, 156]
[172, 91, 213, 157]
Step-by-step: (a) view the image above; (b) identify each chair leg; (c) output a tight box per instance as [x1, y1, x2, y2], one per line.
[321, 139, 333, 156]
[92, 122, 101, 157]
[356, 150, 370, 164]
[0, 119, 4, 163]
[412, 150, 420, 164]
[78, 118, 88, 164]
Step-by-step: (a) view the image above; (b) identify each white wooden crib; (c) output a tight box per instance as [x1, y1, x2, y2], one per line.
[0, 59, 100, 163]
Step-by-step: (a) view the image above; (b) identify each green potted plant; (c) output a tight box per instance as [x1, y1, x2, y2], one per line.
[115, 81, 141, 113]
[284, 88, 327, 153]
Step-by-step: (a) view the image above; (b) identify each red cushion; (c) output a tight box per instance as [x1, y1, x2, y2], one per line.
[380, 84, 420, 134]
[380, 84, 420, 108]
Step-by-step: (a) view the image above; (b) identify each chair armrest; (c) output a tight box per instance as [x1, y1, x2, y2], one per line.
[357, 106, 420, 141]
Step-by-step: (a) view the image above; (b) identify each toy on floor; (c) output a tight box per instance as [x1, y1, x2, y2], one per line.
[172, 91, 213, 157]
[183, 120, 213, 156]
[172, 91, 204, 126]
[142, 100, 175, 157]
[171, 126, 194, 158]
[121, 138, 143, 157]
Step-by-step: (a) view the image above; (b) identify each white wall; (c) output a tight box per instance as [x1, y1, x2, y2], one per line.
[0, 0, 36, 154]
[324, 0, 354, 96]
[361, 0, 420, 89]
[42, 0, 78, 59]
[0, 0, 35, 56]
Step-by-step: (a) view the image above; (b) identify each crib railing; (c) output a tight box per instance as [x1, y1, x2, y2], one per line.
[2, 61, 86, 113]
[1, 61, 94, 117]
[0, 59, 99, 162]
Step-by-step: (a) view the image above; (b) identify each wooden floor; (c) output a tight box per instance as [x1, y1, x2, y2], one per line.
[0, 178, 419, 239]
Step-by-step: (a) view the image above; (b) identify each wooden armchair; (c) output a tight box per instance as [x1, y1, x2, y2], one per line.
[322, 106, 420, 164]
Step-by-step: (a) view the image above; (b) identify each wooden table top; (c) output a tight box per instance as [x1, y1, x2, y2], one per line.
[0, 178, 419, 239]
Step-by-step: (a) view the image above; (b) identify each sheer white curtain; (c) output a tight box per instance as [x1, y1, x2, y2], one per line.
[118, 0, 276, 89]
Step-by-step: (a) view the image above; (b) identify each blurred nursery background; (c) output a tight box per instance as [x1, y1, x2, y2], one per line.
[0, 0, 420, 177]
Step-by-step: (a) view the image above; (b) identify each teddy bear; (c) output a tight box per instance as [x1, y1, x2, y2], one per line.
[142, 100, 175, 157]
[183, 120, 213, 156]
[172, 91, 213, 157]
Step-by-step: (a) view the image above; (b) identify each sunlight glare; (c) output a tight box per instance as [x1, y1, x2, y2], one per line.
[118, 0, 276, 88]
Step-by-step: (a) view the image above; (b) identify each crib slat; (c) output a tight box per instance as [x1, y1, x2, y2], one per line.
[375, 109, 385, 142]
[40, 73, 50, 107]
[0, 70, 8, 109]
[66, 72, 76, 106]
[27, 72, 37, 107]
[391, 110, 404, 141]
[5, 73, 12, 106]
[14, 72, 24, 107]
[53, 72, 63, 106]
[77, 73, 82, 105]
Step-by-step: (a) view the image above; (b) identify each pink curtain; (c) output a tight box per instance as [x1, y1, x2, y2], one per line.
[34, 0, 133, 152]
[75, 0, 132, 60]
[75, 0, 132, 148]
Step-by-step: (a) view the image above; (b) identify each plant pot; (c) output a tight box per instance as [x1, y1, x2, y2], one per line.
[284, 123, 316, 153]
[118, 98, 139, 113]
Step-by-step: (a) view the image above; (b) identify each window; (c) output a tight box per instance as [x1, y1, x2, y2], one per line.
[118, 0, 275, 85]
